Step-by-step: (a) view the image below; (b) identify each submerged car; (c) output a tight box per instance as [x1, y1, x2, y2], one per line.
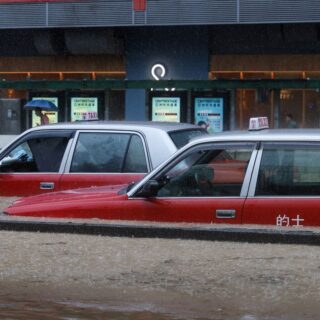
[0, 121, 206, 196]
[6, 122, 320, 227]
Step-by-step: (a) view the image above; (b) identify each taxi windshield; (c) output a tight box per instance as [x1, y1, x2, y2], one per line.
[169, 129, 207, 149]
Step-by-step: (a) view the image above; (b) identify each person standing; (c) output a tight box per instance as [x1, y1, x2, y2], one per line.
[285, 113, 298, 128]
[197, 120, 214, 133]
[35, 108, 49, 125]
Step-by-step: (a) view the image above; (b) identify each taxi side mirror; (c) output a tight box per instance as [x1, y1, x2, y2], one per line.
[0, 157, 17, 167]
[0, 153, 28, 167]
[138, 179, 161, 198]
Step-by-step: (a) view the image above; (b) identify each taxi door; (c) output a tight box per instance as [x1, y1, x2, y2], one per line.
[243, 142, 320, 227]
[127, 142, 258, 224]
[0, 130, 74, 196]
[59, 131, 149, 191]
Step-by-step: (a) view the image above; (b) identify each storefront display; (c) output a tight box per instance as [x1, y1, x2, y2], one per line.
[194, 97, 223, 133]
[152, 97, 180, 122]
[32, 97, 58, 127]
[71, 97, 98, 121]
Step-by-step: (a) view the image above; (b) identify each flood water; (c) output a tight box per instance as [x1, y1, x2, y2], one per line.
[0, 299, 287, 320]
[0, 298, 223, 320]
[0, 297, 318, 320]
[0, 298, 183, 320]
[0, 206, 319, 320]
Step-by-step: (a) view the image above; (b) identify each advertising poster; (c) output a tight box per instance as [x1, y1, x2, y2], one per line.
[71, 97, 98, 121]
[32, 97, 58, 127]
[194, 97, 224, 133]
[152, 97, 180, 122]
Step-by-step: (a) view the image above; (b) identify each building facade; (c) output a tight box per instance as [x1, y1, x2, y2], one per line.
[1, 0, 320, 135]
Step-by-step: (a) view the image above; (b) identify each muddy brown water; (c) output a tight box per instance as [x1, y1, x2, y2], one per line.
[0, 197, 320, 319]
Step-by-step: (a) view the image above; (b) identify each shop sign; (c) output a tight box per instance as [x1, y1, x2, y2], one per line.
[32, 97, 58, 127]
[152, 97, 180, 122]
[194, 97, 223, 133]
[71, 97, 98, 122]
[151, 63, 175, 91]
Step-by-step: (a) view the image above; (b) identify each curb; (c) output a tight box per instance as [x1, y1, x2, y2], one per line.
[0, 220, 319, 245]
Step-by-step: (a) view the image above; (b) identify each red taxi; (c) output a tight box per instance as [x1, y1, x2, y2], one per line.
[0, 121, 206, 196]
[5, 118, 320, 227]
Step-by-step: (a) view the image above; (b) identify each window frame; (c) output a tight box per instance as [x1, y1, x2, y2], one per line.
[65, 130, 150, 174]
[0, 130, 74, 174]
[248, 141, 320, 197]
[131, 141, 258, 199]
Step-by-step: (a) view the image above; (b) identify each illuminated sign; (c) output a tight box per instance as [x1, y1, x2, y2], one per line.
[152, 97, 180, 122]
[195, 97, 224, 133]
[151, 64, 166, 81]
[150, 63, 175, 91]
[71, 97, 98, 121]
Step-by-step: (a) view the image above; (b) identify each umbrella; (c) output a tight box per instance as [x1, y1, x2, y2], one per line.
[24, 99, 58, 111]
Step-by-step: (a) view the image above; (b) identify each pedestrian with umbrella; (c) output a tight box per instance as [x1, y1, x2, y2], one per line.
[24, 99, 58, 126]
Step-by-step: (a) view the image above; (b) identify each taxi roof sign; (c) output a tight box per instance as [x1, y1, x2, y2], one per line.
[249, 117, 269, 131]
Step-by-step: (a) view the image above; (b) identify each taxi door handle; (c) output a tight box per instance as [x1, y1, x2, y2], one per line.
[216, 209, 236, 219]
[40, 182, 55, 190]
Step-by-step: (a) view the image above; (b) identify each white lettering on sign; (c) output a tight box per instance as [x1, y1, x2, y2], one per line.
[276, 214, 304, 227]
[151, 64, 175, 91]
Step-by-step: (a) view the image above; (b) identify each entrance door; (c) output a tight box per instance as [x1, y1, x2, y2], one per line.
[0, 99, 21, 134]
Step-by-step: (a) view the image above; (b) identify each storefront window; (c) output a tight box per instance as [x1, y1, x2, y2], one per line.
[236, 89, 273, 129]
[236, 88, 320, 129]
[304, 90, 320, 128]
[279, 90, 302, 128]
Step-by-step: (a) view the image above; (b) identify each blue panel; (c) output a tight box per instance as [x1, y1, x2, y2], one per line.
[125, 27, 209, 120]
[126, 27, 208, 80]
[125, 89, 146, 120]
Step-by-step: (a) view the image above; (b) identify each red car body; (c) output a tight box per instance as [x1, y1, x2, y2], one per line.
[4, 184, 244, 224]
[5, 129, 320, 228]
[0, 121, 206, 196]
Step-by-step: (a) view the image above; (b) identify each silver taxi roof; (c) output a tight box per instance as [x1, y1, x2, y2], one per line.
[128, 128, 320, 196]
[26, 121, 200, 133]
[189, 128, 320, 146]
[6, 121, 204, 170]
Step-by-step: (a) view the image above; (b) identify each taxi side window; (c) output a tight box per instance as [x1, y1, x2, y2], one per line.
[0, 137, 69, 173]
[156, 144, 254, 197]
[256, 144, 320, 196]
[123, 135, 148, 173]
[70, 132, 148, 173]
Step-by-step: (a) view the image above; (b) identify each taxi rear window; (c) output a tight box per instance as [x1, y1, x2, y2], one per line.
[169, 129, 207, 149]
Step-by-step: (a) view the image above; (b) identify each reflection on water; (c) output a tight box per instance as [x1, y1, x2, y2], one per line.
[0, 298, 312, 320]
[0, 299, 202, 320]
[0, 300, 165, 320]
